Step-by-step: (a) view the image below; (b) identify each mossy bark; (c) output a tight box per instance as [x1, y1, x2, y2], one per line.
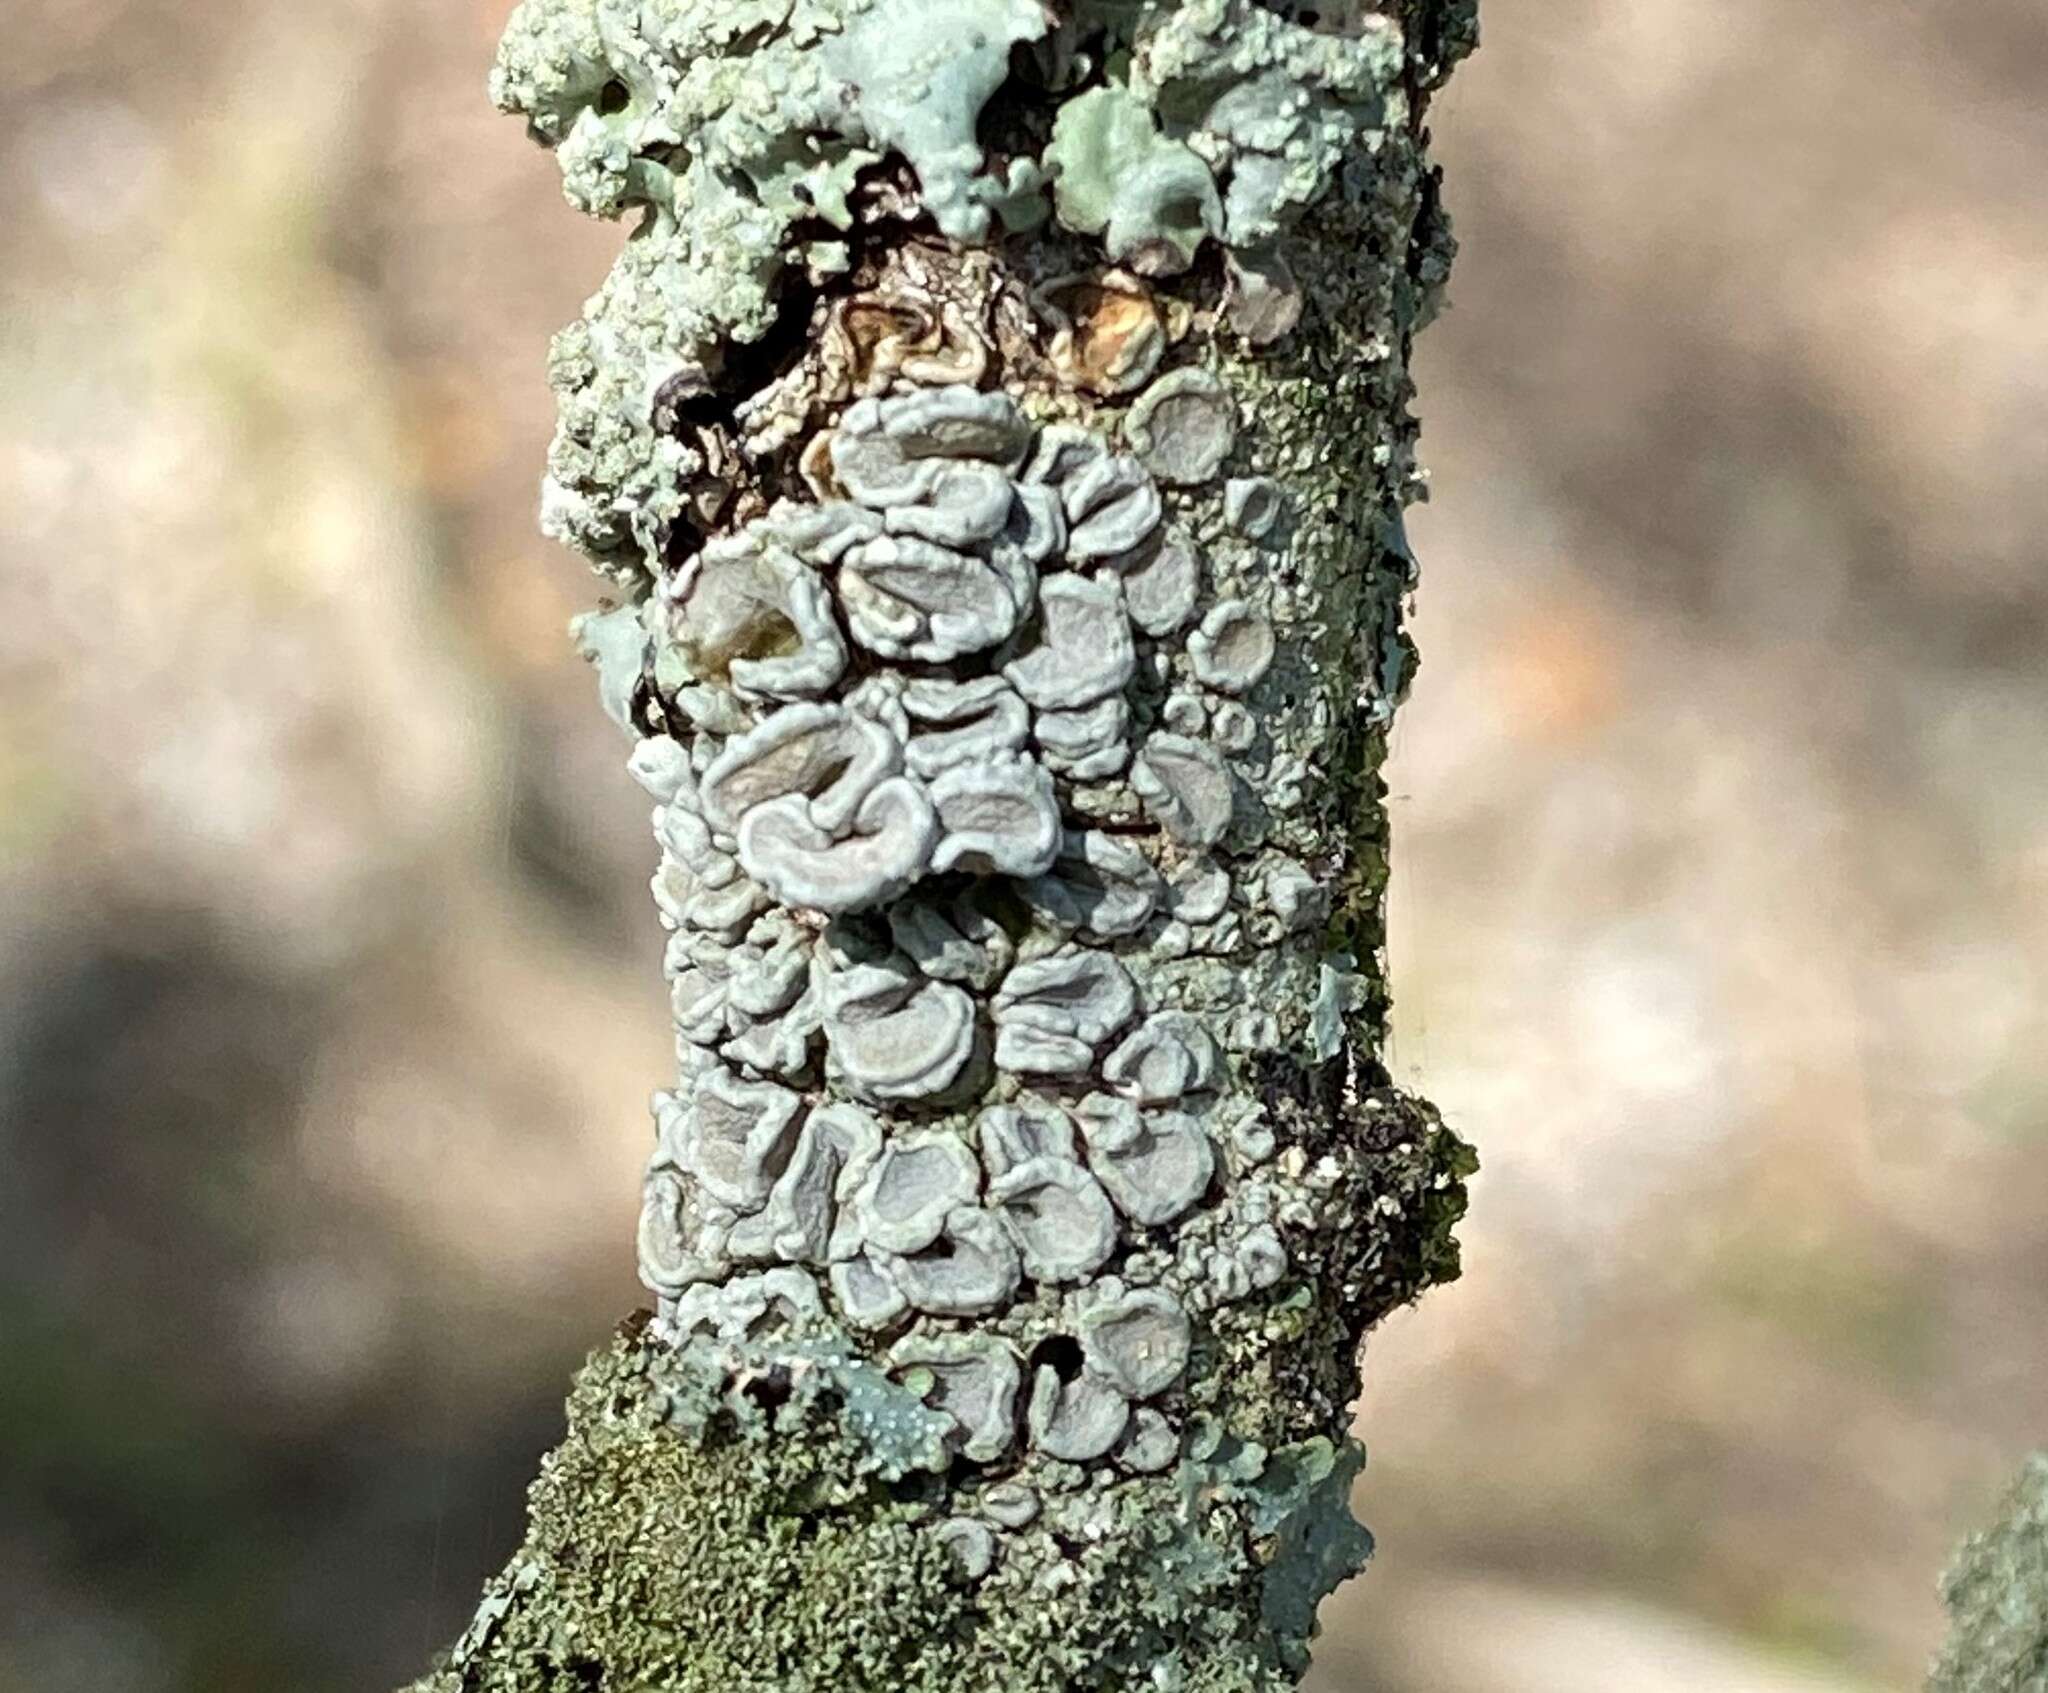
[414, 2, 1478, 1687]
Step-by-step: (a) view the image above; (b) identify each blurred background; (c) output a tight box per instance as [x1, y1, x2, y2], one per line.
[2, 0, 2044, 1688]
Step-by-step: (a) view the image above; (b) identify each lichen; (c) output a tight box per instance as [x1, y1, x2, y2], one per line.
[1045, 84, 1223, 274]
[444, 0, 1482, 1682]
[410, 1323, 1413, 1693]
[1930, 1454, 2048, 1693]
[820, 0, 1054, 244]
[491, 0, 1445, 586]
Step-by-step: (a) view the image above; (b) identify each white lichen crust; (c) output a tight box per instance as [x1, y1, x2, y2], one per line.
[437, 1, 1481, 1687]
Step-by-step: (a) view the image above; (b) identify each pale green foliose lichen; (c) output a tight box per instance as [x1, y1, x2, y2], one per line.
[1046, 85, 1223, 273]
[572, 598, 651, 729]
[821, 0, 1054, 243]
[493, 0, 1421, 583]
[1133, 0, 1406, 246]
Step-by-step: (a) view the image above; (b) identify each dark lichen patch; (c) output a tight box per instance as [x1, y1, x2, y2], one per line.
[1184, 1080, 1471, 1454]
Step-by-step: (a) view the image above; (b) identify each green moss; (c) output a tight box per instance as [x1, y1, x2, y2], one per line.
[406, 1324, 1398, 1693]
[407, 1325, 958, 1693]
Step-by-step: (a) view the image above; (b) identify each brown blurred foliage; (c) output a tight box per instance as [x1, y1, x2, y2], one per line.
[0, 2, 2043, 1689]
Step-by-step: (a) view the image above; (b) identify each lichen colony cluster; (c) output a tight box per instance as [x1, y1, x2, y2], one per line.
[419, 2, 1479, 1687]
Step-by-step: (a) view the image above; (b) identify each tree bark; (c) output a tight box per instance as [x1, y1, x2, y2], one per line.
[412, 2, 1477, 1687]
[1929, 1455, 2048, 1693]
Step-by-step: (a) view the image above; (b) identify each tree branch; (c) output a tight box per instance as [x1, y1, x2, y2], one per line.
[410, 2, 1477, 1685]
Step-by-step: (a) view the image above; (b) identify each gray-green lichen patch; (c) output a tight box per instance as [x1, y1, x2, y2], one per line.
[821, 0, 1054, 244]
[1045, 85, 1222, 275]
[1929, 1453, 2048, 1693]
[469, 0, 1481, 1683]
[404, 1322, 1392, 1693]
[492, 0, 1434, 585]
[493, 0, 1060, 581]
[1133, 0, 1404, 247]
[627, 353, 1465, 1472]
